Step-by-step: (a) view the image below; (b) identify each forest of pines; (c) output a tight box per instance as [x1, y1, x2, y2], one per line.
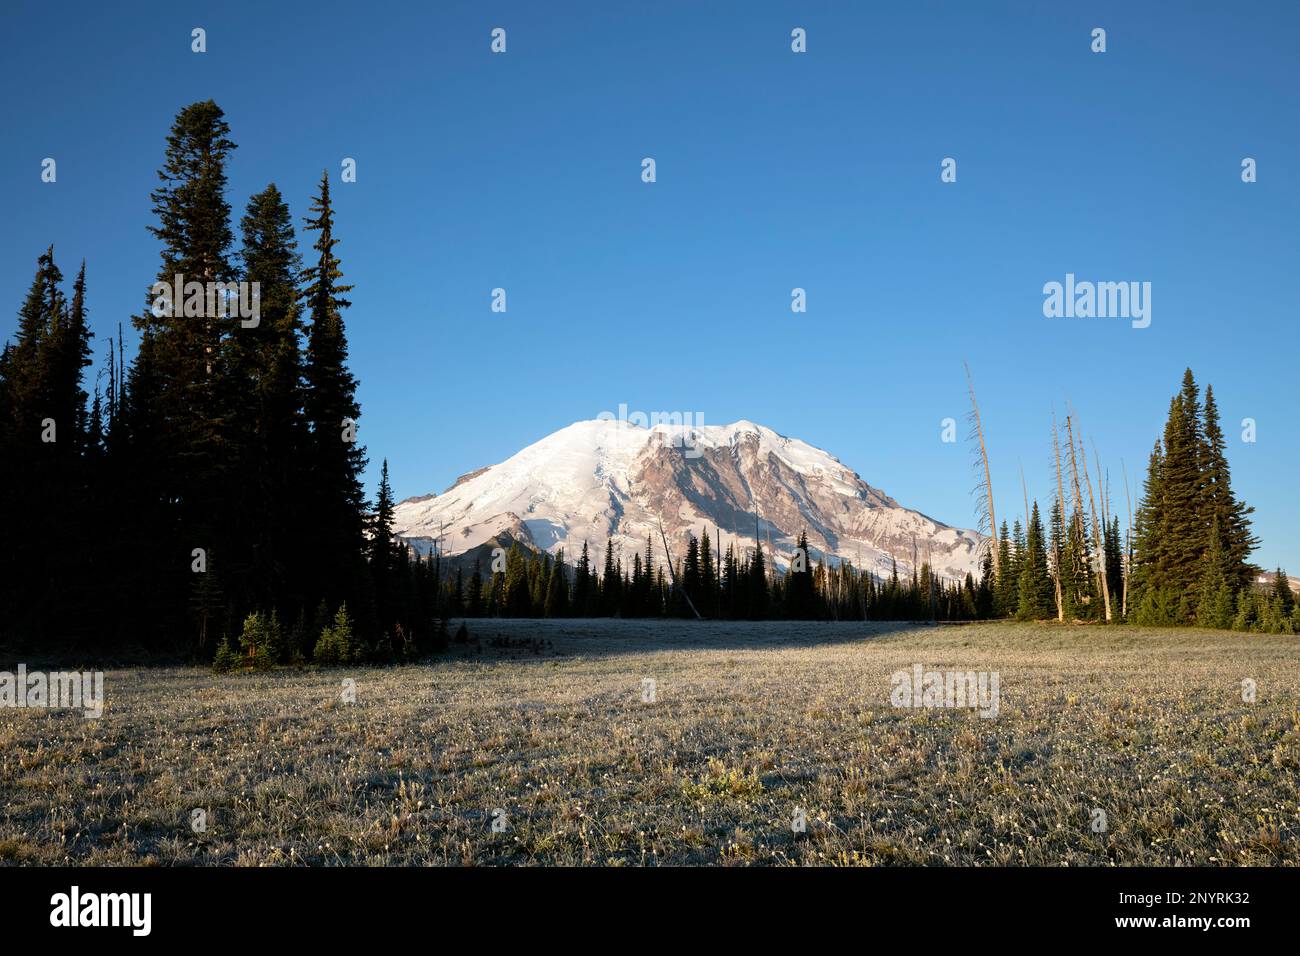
[0, 102, 1288, 668]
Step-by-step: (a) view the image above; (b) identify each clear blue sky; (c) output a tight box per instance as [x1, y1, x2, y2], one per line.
[2, 1, 1297, 570]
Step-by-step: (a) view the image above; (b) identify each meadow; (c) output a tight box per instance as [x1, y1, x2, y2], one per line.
[2, 620, 1297, 866]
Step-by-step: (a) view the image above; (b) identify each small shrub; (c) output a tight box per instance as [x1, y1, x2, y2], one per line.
[237, 611, 280, 669]
[212, 635, 240, 673]
[313, 603, 358, 665]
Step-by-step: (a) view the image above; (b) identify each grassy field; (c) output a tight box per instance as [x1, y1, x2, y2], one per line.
[2, 620, 1298, 866]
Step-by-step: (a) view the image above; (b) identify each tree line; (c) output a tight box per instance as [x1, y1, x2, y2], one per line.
[972, 368, 1288, 633]
[0, 100, 439, 662]
[430, 369, 1289, 636]
[427, 528, 992, 625]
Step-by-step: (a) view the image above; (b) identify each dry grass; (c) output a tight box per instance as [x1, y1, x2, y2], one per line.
[2, 620, 1298, 866]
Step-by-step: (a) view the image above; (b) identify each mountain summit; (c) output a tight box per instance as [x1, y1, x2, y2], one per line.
[393, 419, 983, 580]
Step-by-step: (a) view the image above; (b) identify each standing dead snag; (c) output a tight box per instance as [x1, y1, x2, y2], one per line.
[965, 362, 999, 581]
[1019, 460, 1031, 537]
[1076, 425, 1113, 622]
[1121, 461, 1134, 619]
[1063, 414, 1088, 614]
[1050, 412, 1066, 621]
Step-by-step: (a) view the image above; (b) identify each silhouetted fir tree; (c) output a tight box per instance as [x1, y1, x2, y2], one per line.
[601, 543, 621, 616]
[678, 535, 702, 618]
[132, 101, 241, 647]
[368, 459, 398, 634]
[300, 170, 368, 626]
[748, 542, 769, 619]
[0, 249, 102, 643]
[699, 529, 717, 617]
[786, 530, 816, 619]
[230, 183, 307, 614]
[628, 552, 644, 617]
[572, 542, 592, 616]
[641, 535, 656, 613]
[0, 250, 63, 637]
[544, 551, 570, 618]
[721, 543, 739, 618]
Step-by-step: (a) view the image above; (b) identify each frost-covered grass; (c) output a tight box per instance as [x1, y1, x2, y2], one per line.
[2, 620, 1298, 865]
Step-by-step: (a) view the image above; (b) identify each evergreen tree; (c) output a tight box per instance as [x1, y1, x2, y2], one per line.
[1129, 440, 1166, 617]
[993, 521, 1014, 616]
[786, 530, 816, 619]
[1, 250, 98, 642]
[544, 551, 570, 618]
[573, 542, 592, 616]
[133, 101, 241, 643]
[368, 459, 398, 633]
[1157, 373, 1208, 621]
[1194, 518, 1237, 629]
[230, 183, 307, 613]
[1131, 372, 1257, 628]
[502, 543, 531, 616]
[699, 529, 717, 617]
[679, 535, 702, 618]
[601, 543, 621, 616]
[1201, 385, 1257, 587]
[1104, 515, 1124, 619]
[748, 542, 769, 619]
[1016, 503, 1054, 620]
[300, 171, 368, 621]
[1271, 568, 1294, 616]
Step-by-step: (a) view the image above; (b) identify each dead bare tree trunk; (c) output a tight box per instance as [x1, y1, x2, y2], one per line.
[1076, 427, 1113, 622]
[1019, 460, 1031, 537]
[1121, 461, 1134, 619]
[1064, 414, 1088, 615]
[965, 362, 999, 581]
[1051, 412, 1066, 621]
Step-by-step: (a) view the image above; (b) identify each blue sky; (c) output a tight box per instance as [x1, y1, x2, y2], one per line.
[2, 1, 1298, 570]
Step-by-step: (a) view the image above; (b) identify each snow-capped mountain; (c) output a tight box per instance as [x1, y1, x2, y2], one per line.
[393, 419, 984, 581]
